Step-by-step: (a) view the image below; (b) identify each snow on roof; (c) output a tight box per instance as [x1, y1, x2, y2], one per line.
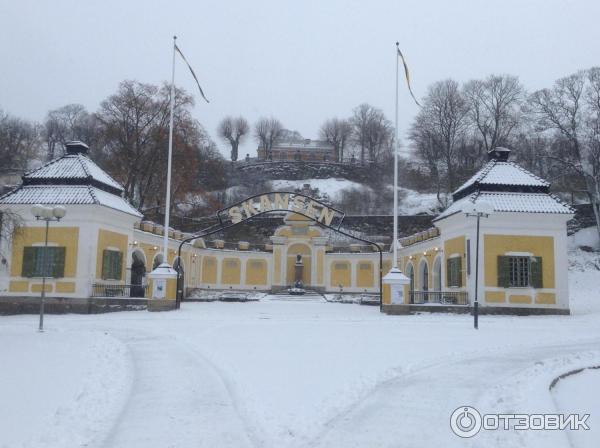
[453, 160, 549, 197]
[0, 185, 141, 217]
[24, 154, 123, 192]
[435, 191, 574, 221]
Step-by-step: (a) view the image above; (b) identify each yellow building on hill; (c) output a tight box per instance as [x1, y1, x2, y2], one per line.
[0, 143, 573, 314]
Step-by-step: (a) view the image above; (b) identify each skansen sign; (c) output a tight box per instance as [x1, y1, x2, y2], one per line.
[217, 192, 344, 227]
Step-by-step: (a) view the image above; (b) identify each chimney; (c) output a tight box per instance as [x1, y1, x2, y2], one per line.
[65, 141, 89, 155]
[487, 146, 511, 162]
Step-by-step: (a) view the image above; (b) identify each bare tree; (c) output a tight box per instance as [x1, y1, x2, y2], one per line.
[0, 110, 40, 170]
[408, 79, 469, 198]
[463, 74, 524, 151]
[320, 118, 352, 162]
[44, 104, 98, 160]
[95, 80, 210, 211]
[350, 104, 393, 164]
[529, 68, 600, 239]
[217, 116, 249, 162]
[254, 117, 283, 159]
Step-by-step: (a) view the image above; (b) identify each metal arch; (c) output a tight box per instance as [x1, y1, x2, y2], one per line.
[175, 208, 384, 311]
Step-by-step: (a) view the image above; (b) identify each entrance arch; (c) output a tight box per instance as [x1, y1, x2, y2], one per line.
[419, 259, 429, 291]
[286, 243, 311, 287]
[176, 191, 383, 309]
[130, 249, 146, 297]
[152, 253, 164, 270]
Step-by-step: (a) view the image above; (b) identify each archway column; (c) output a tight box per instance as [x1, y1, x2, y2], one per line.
[311, 236, 328, 291]
[270, 236, 287, 290]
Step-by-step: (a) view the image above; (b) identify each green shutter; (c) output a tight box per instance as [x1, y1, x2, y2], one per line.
[446, 258, 451, 287]
[51, 247, 66, 278]
[102, 250, 110, 279]
[456, 257, 463, 287]
[531, 256, 543, 288]
[115, 251, 123, 280]
[22, 247, 35, 277]
[497, 256, 509, 288]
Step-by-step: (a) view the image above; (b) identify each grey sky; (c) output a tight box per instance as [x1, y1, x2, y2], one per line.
[1, 0, 599, 158]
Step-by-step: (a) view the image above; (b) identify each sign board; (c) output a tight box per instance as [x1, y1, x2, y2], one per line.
[391, 284, 405, 305]
[217, 192, 344, 227]
[153, 278, 166, 299]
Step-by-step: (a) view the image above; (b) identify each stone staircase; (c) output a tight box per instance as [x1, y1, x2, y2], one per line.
[270, 289, 326, 302]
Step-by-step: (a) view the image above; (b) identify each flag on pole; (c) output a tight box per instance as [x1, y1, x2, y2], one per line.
[396, 46, 420, 107]
[174, 43, 210, 103]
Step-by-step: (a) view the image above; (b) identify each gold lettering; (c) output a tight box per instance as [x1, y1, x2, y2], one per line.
[259, 195, 272, 213]
[242, 200, 256, 218]
[292, 195, 305, 212]
[228, 206, 242, 224]
[305, 200, 317, 219]
[274, 193, 289, 210]
[318, 206, 336, 226]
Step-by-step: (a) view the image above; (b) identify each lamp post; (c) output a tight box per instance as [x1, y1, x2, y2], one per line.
[463, 200, 493, 329]
[31, 204, 66, 332]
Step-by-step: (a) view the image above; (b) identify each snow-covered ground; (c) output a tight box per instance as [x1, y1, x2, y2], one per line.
[1, 250, 599, 448]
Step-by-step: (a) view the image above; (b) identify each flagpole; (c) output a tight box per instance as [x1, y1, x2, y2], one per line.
[163, 35, 177, 263]
[392, 42, 400, 269]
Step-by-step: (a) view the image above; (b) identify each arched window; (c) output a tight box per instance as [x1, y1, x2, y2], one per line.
[420, 260, 429, 292]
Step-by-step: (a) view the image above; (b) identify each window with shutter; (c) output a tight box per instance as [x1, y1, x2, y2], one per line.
[497, 256, 510, 287]
[22, 246, 66, 278]
[447, 257, 462, 287]
[531, 256, 543, 288]
[102, 250, 122, 280]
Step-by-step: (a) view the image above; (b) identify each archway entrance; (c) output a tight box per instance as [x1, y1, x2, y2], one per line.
[131, 250, 146, 297]
[177, 191, 383, 309]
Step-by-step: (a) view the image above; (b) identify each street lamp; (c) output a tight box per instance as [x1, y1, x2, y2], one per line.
[463, 200, 493, 330]
[31, 204, 67, 332]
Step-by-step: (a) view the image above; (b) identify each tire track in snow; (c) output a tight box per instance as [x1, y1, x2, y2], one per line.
[305, 339, 600, 448]
[96, 330, 257, 448]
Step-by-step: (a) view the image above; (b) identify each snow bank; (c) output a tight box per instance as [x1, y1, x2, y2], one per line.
[552, 368, 600, 448]
[569, 226, 600, 250]
[0, 321, 132, 448]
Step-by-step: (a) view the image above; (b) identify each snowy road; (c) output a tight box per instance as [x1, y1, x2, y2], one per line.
[1, 279, 599, 448]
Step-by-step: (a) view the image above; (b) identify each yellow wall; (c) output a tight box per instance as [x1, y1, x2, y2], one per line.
[222, 258, 241, 284]
[483, 235, 555, 288]
[273, 247, 282, 284]
[330, 261, 351, 288]
[444, 236, 466, 288]
[246, 259, 267, 285]
[55, 281, 76, 293]
[9, 281, 29, 292]
[316, 248, 324, 285]
[382, 260, 392, 304]
[202, 256, 217, 283]
[356, 261, 374, 287]
[11, 226, 80, 278]
[96, 229, 128, 280]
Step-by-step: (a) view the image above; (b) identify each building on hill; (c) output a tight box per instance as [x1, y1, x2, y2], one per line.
[383, 147, 574, 315]
[257, 139, 336, 162]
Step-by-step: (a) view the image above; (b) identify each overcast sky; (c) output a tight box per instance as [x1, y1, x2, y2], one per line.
[1, 0, 599, 158]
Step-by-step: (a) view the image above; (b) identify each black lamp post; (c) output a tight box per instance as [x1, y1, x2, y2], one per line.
[31, 204, 66, 332]
[463, 201, 493, 329]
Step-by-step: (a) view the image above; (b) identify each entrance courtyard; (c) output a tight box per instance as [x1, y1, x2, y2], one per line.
[2, 270, 599, 448]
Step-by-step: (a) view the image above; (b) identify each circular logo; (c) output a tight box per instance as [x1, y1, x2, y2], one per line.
[450, 406, 482, 438]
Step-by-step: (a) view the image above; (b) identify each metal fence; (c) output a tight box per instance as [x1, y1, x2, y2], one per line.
[91, 283, 149, 298]
[409, 290, 468, 306]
